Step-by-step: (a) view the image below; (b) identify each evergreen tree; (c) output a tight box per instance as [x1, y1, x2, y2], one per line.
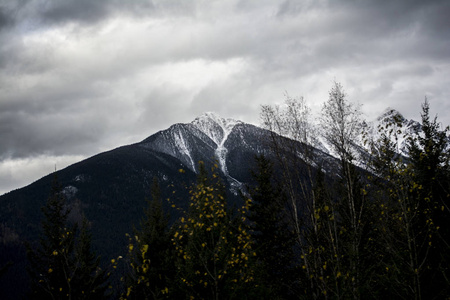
[407, 99, 450, 298]
[124, 177, 173, 299]
[365, 101, 450, 299]
[364, 110, 415, 297]
[26, 175, 76, 298]
[248, 155, 297, 299]
[72, 218, 109, 299]
[26, 174, 108, 299]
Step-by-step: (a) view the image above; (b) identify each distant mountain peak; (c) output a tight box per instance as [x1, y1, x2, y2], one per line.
[374, 107, 422, 133]
[377, 107, 406, 123]
[191, 112, 242, 146]
[192, 112, 242, 131]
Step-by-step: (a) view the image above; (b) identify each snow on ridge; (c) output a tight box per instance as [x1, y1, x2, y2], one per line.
[376, 107, 405, 122]
[192, 112, 242, 146]
[192, 112, 240, 174]
[366, 108, 423, 157]
[173, 128, 196, 172]
[192, 112, 243, 189]
[62, 185, 78, 199]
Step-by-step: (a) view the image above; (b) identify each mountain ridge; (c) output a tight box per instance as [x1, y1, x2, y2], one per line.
[0, 108, 439, 299]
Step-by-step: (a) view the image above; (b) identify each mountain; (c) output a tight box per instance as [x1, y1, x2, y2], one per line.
[0, 113, 256, 250]
[139, 112, 255, 194]
[1, 112, 337, 299]
[370, 107, 423, 154]
[310, 107, 444, 169]
[1, 109, 425, 247]
[1, 110, 434, 299]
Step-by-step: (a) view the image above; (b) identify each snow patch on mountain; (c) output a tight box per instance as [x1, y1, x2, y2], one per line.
[173, 129, 196, 172]
[62, 185, 78, 199]
[192, 112, 242, 146]
[366, 108, 423, 157]
[191, 112, 245, 194]
[192, 112, 242, 175]
[140, 112, 247, 193]
[267, 107, 430, 171]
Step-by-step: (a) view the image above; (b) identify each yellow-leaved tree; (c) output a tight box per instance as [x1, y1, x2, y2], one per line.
[172, 162, 257, 300]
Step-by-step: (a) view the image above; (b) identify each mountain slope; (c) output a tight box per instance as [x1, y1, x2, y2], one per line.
[1, 109, 432, 249]
[0, 145, 198, 299]
[0, 112, 342, 299]
[139, 112, 280, 194]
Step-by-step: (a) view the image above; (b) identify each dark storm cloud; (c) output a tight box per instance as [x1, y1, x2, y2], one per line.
[40, 0, 113, 25]
[8, 0, 199, 29]
[16, 0, 151, 26]
[275, 0, 450, 63]
[0, 109, 108, 159]
[0, 6, 13, 30]
[0, 66, 138, 161]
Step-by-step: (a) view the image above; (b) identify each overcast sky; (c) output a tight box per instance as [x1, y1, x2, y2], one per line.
[1, 0, 449, 195]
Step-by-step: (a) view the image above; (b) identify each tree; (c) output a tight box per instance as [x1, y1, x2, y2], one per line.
[297, 167, 338, 299]
[320, 82, 362, 164]
[259, 87, 373, 298]
[72, 218, 109, 299]
[172, 162, 257, 299]
[407, 99, 450, 298]
[123, 177, 173, 299]
[365, 100, 450, 299]
[26, 174, 108, 299]
[248, 155, 297, 298]
[260, 94, 319, 244]
[367, 126, 425, 298]
[320, 82, 369, 299]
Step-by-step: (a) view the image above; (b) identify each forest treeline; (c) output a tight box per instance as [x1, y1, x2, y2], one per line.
[23, 83, 449, 299]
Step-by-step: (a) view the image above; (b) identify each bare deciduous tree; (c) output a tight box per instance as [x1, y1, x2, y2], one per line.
[320, 82, 367, 300]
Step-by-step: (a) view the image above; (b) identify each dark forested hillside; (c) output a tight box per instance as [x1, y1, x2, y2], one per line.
[0, 146, 200, 299]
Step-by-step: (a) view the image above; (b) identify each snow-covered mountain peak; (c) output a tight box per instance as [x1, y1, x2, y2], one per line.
[377, 108, 406, 123]
[192, 112, 242, 146]
[193, 112, 242, 133]
[372, 108, 421, 135]
[190, 112, 244, 191]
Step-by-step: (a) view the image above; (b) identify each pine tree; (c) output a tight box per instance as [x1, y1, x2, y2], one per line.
[124, 177, 173, 299]
[248, 155, 297, 299]
[72, 218, 109, 299]
[26, 175, 76, 298]
[407, 99, 450, 298]
[365, 101, 450, 299]
[26, 174, 108, 299]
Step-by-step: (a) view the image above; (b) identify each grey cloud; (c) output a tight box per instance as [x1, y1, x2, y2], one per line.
[137, 86, 196, 131]
[0, 104, 110, 160]
[0, 0, 28, 30]
[14, 0, 127, 27]
[11, 0, 199, 29]
[277, 0, 450, 64]
[420, 2, 450, 39]
[0, 6, 13, 30]
[40, 0, 111, 25]
[0, 66, 130, 160]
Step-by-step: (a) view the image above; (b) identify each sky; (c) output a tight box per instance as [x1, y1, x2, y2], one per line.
[1, 0, 450, 195]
